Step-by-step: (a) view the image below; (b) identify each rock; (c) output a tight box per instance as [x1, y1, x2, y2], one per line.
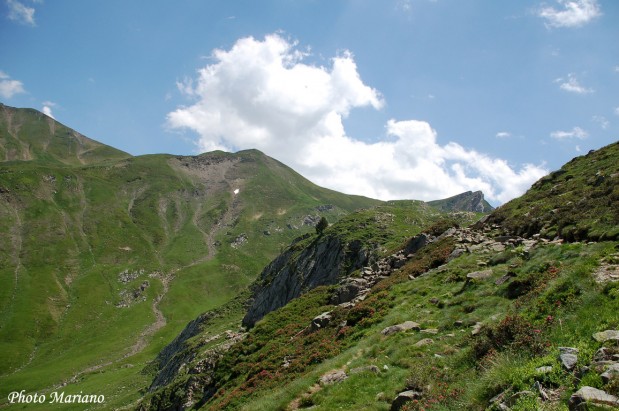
[330, 282, 365, 304]
[350, 365, 380, 374]
[593, 330, 619, 343]
[447, 248, 466, 261]
[559, 347, 579, 371]
[533, 381, 549, 401]
[495, 272, 515, 286]
[466, 269, 493, 280]
[319, 370, 348, 385]
[381, 321, 420, 336]
[310, 311, 333, 331]
[568, 386, 619, 410]
[535, 366, 553, 374]
[242, 235, 370, 328]
[600, 363, 619, 384]
[231, 233, 248, 248]
[471, 322, 483, 336]
[453, 320, 464, 327]
[420, 328, 439, 335]
[414, 338, 434, 347]
[390, 390, 422, 411]
[594, 347, 612, 362]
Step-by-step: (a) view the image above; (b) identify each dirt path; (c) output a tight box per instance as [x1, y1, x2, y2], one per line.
[125, 271, 172, 358]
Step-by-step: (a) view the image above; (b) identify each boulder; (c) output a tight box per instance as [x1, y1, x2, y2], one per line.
[381, 321, 420, 336]
[310, 311, 333, 332]
[568, 386, 619, 410]
[391, 390, 422, 411]
[414, 338, 434, 347]
[466, 269, 493, 280]
[319, 370, 348, 385]
[559, 347, 579, 371]
[593, 330, 619, 343]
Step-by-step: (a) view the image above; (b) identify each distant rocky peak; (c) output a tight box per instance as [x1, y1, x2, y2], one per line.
[427, 190, 494, 213]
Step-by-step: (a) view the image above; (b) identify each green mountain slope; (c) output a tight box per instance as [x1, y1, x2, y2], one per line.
[428, 190, 494, 213]
[484, 142, 619, 241]
[0, 103, 130, 165]
[0, 105, 382, 409]
[139, 142, 619, 411]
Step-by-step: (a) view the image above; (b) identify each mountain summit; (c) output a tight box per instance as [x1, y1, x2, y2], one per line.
[0, 103, 130, 164]
[428, 190, 494, 213]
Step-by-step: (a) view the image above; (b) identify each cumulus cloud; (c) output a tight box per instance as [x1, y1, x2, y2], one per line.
[0, 70, 26, 98]
[6, 0, 36, 26]
[555, 73, 593, 94]
[495, 131, 511, 139]
[550, 126, 588, 140]
[168, 34, 547, 204]
[41, 101, 55, 119]
[538, 0, 601, 28]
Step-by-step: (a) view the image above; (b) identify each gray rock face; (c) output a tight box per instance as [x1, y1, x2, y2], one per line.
[568, 386, 619, 410]
[242, 234, 371, 328]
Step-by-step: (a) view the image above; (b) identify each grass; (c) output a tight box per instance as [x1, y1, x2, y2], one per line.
[162, 235, 618, 410]
[0, 109, 382, 410]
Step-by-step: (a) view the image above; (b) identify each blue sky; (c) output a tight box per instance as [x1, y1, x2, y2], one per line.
[1, 0, 618, 204]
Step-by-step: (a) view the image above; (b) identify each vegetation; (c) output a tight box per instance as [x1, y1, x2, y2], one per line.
[2, 105, 617, 411]
[0, 105, 380, 409]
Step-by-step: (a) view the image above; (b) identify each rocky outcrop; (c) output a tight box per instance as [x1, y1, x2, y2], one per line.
[242, 233, 373, 328]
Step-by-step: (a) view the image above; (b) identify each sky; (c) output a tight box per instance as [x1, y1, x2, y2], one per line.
[1, 0, 618, 205]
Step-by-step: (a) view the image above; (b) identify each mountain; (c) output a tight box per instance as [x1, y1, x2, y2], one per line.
[139, 142, 619, 411]
[428, 190, 494, 213]
[0, 103, 130, 164]
[0, 105, 384, 409]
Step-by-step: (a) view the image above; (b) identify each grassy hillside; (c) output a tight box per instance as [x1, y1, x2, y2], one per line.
[139, 142, 619, 410]
[485, 142, 619, 242]
[0, 103, 130, 165]
[0, 106, 381, 409]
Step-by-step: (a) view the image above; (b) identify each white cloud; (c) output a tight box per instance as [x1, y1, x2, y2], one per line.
[6, 0, 36, 26]
[0, 70, 26, 98]
[168, 34, 547, 204]
[550, 126, 588, 140]
[614, 107, 619, 116]
[538, 0, 601, 28]
[495, 131, 511, 139]
[41, 101, 55, 119]
[592, 115, 609, 129]
[396, 0, 412, 12]
[555, 73, 593, 94]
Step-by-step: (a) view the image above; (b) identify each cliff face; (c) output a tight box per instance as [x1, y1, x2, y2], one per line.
[242, 233, 373, 328]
